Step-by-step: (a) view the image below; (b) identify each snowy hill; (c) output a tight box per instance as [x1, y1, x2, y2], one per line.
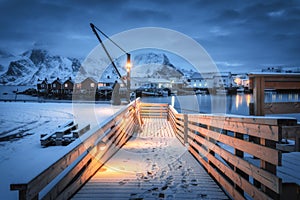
[0, 49, 81, 85]
[100, 52, 184, 81]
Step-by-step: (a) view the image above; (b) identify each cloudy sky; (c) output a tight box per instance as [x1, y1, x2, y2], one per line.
[0, 0, 299, 72]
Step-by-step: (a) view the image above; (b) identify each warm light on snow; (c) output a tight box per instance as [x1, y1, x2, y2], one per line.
[0, 102, 123, 199]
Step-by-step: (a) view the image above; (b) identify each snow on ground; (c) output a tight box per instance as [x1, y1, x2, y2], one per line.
[0, 101, 123, 200]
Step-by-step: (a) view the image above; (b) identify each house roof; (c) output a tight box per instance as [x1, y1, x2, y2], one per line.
[190, 72, 203, 80]
[52, 78, 62, 84]
[98, 78, 115, 84]
[81, 77, 97, 84]
[63, 79, 74, 84]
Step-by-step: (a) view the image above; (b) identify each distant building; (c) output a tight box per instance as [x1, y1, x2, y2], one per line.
[97, 78, 115, 88]
[233, 74, 249, 88]
[79, 77, 97, 95]
[51, 78, 63, 95]
[37, 78, 49, 94]
[262, 67, 283, 73]
[189, 72, 207, 89]
[63, 77, 74, 95]
[213, 72, 235, 88]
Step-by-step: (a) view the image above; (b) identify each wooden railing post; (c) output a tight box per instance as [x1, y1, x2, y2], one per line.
[261, 138, 281, 200]
[234, 132, 249, 196]
[184, 114, 188, 145]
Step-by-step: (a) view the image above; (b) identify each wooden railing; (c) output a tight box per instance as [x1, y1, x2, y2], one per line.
[140, 103, 168, 118]
[10, 99, 141, 200]
[168, 105, 298, 200]
[11, 100, 299, 200]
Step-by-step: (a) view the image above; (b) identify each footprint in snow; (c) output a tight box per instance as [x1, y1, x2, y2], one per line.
[118, 179, 129, 185]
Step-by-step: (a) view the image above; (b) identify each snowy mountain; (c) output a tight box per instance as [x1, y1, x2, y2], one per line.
[0, 49, 16, 75]
[0, 49, 187, 86]
[0, 49, 81, 85]
[100, 52, 184, 81]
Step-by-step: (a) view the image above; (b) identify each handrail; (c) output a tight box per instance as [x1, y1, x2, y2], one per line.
[10, 98, 141, 200]
[10, 100, 298, 200]
[168, 105, 298, 200]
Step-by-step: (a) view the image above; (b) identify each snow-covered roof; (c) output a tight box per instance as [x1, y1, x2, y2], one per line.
[190, 72, 203, 80]
[51, 78, 63, 84]
[98, 78, 116, 84]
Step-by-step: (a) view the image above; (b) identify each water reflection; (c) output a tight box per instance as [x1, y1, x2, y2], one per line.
[141, 92, 299, 116]
[265, 92, 300, 103]
[227, 94, 252, 115]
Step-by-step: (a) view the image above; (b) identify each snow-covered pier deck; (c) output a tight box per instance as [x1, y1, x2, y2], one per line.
[72, 117, 227, 200]
[10, 99, 300, 200]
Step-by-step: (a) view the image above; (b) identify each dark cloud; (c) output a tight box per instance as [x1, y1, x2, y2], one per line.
[122, 9, 172, 23]
[0, 0, 299, 70]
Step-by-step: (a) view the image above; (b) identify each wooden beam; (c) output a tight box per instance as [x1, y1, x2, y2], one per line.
[265, 102, 300, 114]
[253, 76, 265, 116]
[188, 115, 282, 141]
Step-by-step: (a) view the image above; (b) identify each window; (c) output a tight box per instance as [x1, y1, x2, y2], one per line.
[53, 83, 56, 88]
[90, 83, 95, 88]
[65, 83, 68, 88]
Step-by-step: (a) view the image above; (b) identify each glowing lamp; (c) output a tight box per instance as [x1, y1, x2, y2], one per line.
[126, 53, 131, 72]
[98, 141, 106, 151]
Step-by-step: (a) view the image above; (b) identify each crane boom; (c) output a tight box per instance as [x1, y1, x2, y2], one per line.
[90, 23, 126, 87]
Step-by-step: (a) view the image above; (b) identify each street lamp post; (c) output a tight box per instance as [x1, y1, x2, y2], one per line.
[126, 53, 131, 102]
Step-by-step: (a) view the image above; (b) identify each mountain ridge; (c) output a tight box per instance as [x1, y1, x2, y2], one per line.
[0, 49, 186, 86]
[0, 49, 81, 85]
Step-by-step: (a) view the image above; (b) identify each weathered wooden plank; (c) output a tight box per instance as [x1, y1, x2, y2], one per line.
[264, 79, 300, 90]
[276, 144, 296, 152]
[140, 103, 168, 107]
[265, 102, 300, 114]
[188, 114, 294, 126]
[190, 139, 272, 200]
[141, 108, 167, 112]
[188, 115, 282, 141]
[168, 111, 177, 132]
[189, 133, 281, 193]
[189, 124, 280, 165]
[282, 125, 300, 138]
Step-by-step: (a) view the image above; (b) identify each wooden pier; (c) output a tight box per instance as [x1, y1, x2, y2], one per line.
[10, 98, 300, 200]
[73, 117, 227, 200]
